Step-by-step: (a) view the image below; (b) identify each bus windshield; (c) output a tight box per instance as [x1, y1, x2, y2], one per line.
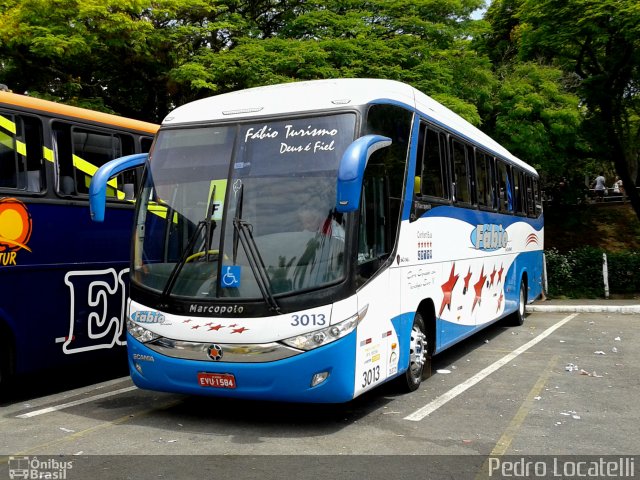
[133, 113, 356, 301]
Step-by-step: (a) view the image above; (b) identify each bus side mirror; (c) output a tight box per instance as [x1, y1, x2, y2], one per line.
[89, 153, 148, 222]
[335, 135, 391, 213]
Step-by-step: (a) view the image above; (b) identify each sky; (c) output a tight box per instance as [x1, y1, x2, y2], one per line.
[471, 2, 488, 20]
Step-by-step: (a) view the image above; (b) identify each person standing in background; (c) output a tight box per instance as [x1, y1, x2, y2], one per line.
[593, 172, 606, 201]
[613, 176, 624, 199]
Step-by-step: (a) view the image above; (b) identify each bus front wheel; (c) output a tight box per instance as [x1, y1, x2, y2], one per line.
[397, 313, 430, 392]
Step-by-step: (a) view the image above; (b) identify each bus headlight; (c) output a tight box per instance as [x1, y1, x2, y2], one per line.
[281, 305, 368, 351]
[127, 319, 161, 343]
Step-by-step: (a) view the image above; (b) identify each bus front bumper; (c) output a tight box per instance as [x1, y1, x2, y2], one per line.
[127, 332, 357, 403]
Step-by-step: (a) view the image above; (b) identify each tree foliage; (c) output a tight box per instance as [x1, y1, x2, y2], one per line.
[2, 0, 632, 211]
[0, 0, 487, 124]
[484, 0, 640, 219]
[489, 62, 583, 178]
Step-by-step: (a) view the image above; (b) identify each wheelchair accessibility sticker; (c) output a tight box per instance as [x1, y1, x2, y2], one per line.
[221, 265, 241, 288]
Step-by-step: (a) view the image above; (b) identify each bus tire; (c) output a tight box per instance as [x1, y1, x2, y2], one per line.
[510, 279, 527, 326]
[397, 312, 429, 392]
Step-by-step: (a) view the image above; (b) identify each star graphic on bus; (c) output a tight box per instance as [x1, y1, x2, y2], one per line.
[231, 327, 249, 334]
[497, 292, 504, 312]
[472, 266, 487, 312]
[208, 324, 223, 331]
[463, 267, 472, 295]
[439, 263, 459, 316]
[497, 264, 504, 284]
[489, 266, 497, 286]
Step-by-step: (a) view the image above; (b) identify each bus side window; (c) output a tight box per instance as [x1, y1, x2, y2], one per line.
[488, 156, 498, 209]
[54, 121, 137, 199]
[468, 145, 477, 205]
[141, 136, 153, 153]
[533, 179, 543, 217]
[476, 152, 493, 210]
[451, 138, 471, 205]
[497, 161, 513, 214]
[513, 169, 526, 215]
[526, 175, 536, 217]
[53, 122, 77, 195]
[358, 167, 387, 266]
[71, 128, 118, 196]
[0, 113, 44, 192]
[22, 115, 45, 192]
[0, 112, 20, 189]
[412, 123, 449, 220]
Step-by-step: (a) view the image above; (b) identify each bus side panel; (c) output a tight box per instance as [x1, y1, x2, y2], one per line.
[1, 201, 132, 376]
[127, 331, 358, 403]
[395, 208, 543, 354]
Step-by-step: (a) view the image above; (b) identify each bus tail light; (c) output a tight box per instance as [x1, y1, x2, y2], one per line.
[280, 305, 368, 351]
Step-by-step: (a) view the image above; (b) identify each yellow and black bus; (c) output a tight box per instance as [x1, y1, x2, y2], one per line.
[0, 91, 158, 392]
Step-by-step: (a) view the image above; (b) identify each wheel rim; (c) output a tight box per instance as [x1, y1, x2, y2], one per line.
[408, 325, 426, 381]
[519, 284, 526, 317]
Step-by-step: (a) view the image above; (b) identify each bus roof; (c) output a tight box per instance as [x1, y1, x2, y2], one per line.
[0, 91, 159, 135]
[163, 78, 536, 175]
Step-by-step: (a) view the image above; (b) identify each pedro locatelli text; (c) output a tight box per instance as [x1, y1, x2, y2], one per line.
[488, 457, 635, 478]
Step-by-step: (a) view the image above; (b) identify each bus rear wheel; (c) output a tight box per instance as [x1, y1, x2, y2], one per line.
[510, 279, 527, 326]
[397, 313, 430, 392]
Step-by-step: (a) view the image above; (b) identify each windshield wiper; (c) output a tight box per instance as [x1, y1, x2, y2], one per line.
[162, 186, 217, 298]
[232, 184, 280, 313]
[203, 185, 218, 257]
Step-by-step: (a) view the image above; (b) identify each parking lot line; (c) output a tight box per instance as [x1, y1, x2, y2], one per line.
[15, 386, 137, 419]
[404, 313, 579, 421]
[5, 397, 184, 458]
[490, 354, 559, 455]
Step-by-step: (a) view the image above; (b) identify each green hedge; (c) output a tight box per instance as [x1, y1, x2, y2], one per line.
[545, 247, 640, 298]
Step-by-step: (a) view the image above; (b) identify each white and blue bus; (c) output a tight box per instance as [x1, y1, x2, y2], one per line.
[90, 79, 544, 403]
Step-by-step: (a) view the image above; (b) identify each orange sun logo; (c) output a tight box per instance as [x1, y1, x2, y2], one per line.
[0, 198, 33, 253]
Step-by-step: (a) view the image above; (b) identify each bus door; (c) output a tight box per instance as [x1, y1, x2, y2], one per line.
[353, 167, 402, 395]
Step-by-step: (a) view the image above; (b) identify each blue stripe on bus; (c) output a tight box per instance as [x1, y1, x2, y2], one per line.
[127, 330, 358, 403]
[419, 205, 544, 231]
[435, 320, 477, 352]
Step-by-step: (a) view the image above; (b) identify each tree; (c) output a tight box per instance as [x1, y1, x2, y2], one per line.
[517, 0, 640, 219]
[0, 0, 247, 121]
[169, 0, 492, 125]
[489, 62, 583, 181]
[1, 0, 490, 125]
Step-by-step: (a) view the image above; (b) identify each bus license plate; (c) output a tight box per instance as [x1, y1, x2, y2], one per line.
[197, 372, 236, 389]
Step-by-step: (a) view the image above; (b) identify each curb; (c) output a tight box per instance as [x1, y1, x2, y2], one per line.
[526, 305, 640, 315]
